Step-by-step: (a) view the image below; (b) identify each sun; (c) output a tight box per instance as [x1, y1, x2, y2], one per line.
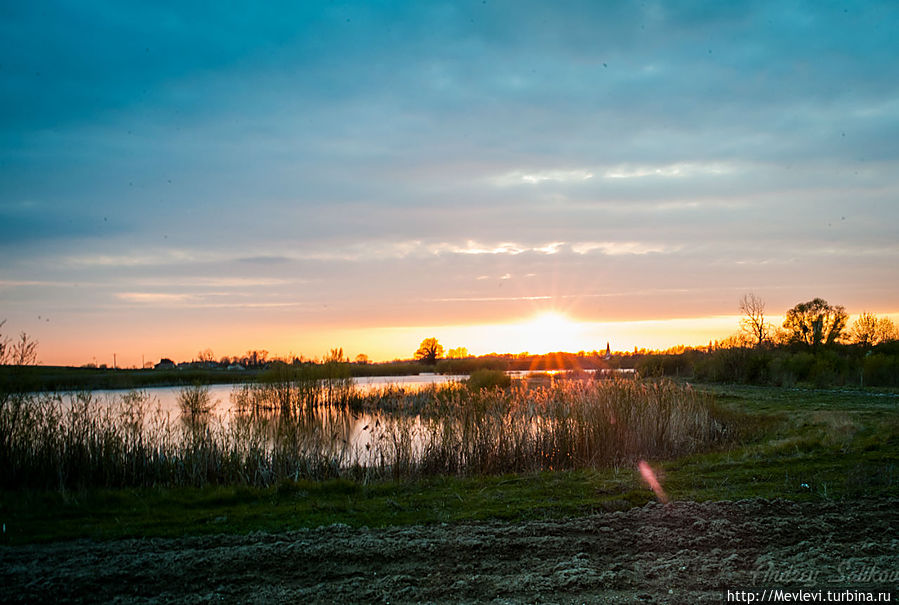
[523, 311, 581, 354]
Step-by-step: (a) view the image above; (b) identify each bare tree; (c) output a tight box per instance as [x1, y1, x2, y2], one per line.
[739, 293, 772, 348]
[0, 319, 10, 365]
[0, 321, 38, 366]
[877, 317, 899, 344]
[11, 331, 39, 366]
[851, 312, 898, 349]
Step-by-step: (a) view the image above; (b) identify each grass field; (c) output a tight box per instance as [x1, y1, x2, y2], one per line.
[0, 360, 436, 392]
[0, 365, 261, 392]
[1, 381, 896, 545]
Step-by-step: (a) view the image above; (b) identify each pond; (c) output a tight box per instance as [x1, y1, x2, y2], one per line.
[45, 374, 469, 467]
[68, 370, 626, 467]
[79, 373, 469, 415]
[4, 375, 719, 488]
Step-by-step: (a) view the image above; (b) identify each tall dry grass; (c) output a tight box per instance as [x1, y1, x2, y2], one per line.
[0, 379, 729, 489]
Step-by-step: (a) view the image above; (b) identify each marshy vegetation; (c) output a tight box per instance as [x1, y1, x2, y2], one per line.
[0, 378, 731, 491]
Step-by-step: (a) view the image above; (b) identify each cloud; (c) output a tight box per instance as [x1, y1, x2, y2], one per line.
[2, 1, 899, 362]
[491, 169, 594, 186]
[0, 279, 90, 288]
[235, 256, 294, 265]
[116, 292, 196, 304]
[533, 242, 565, 254]
[488, 162, 736, 187]
[571, 241, 677, 256]
[294, 240, 569, 259]
[131, 277, 296, 288]
[64, 250, 209, 267]
[427, 241, 527, 256]
[602, 162, 736, 179]
[429, 295, 553, 303]
[115, 291, 305, 310]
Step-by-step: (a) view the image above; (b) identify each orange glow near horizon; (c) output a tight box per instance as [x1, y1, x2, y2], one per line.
[28, 310, 899, 368]
[520, 311, 582, 354]
[312, 312, 753, 363]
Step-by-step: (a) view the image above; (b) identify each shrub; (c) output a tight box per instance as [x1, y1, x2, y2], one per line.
[785, 352, 815, 382]
[435, 357, 508, 375]
[864, 354, 899, 387]
[467, 369, 511, 391]
[768, 354, 797, 387]
[177, 384, 215, 416]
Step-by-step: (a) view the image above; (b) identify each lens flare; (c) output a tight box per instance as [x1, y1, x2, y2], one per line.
[638, 460, 668, 504]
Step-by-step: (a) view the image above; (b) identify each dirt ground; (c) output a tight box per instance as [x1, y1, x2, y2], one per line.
[2, 498, 897, 604]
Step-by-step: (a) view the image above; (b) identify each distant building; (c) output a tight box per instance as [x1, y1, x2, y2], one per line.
[604, 342, 612, 361]
[227, 363, 245, 371]
[154, 358, 176, 370]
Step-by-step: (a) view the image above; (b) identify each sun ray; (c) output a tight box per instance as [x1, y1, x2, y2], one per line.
[523, 311, 581, 355]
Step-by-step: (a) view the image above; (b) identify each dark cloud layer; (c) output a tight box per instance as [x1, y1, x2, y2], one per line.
[1, 1, 898, 361]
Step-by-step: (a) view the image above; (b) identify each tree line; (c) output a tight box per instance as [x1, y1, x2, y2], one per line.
[736, 294, 895, 350]
[634, 295, 898, 387]
[4, 294, 898, 389]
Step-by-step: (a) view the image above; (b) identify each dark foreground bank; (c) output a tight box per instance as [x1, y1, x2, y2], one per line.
[2, 497, 896, 604]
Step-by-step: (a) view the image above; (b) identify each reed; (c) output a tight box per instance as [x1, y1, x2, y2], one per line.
[0, 379, 729, 490]
[177, 384, 216, 416]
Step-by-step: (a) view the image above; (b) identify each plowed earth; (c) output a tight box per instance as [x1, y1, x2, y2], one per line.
[2, 498, 897, 604]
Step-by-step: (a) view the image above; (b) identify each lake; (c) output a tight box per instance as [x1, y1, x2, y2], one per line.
[5, 373, 714, 488]
[42, 370, 629, 468]
[51, 374, 469, 466]
[78, 373, 469, 414]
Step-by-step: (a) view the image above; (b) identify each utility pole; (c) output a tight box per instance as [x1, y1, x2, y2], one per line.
[113, 353, 117, 370]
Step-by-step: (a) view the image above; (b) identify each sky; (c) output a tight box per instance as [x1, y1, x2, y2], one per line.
[1, 1, 898, 367]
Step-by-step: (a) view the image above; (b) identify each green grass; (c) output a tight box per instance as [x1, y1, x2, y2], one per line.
[0, 470, 651, 544]
[2, 382, 897, 545]
[660, 382, 899, 501]
[0, 365, 261, 392]
[0, 361, 433, 392]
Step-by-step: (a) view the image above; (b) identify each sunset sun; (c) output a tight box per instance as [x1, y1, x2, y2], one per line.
[522, 311, 581, 354]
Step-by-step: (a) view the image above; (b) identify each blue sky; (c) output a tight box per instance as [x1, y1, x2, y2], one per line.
[2, 1, 898, 365]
